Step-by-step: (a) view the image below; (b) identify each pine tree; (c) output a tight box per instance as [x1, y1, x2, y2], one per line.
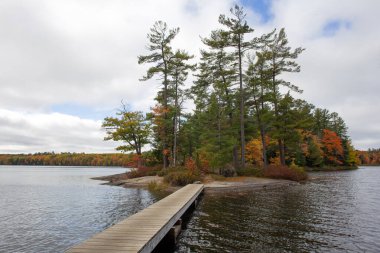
[138, 21, 179, 168]
[245, 52, 273, 167]
[266, 28, 305, 165]
[189, 30, 235, 169]
[218, 5, 255, 168]
[169, 50, 195, 166]
[313, 108, 331, 137]
[306, 137, 324, 167]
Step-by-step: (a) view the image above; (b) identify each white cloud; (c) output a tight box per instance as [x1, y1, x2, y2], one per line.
[0, 0, 233, 111]
[0, 109, 119, 153]
[0, 0, 379, 152]
[263, 0, 380, 149]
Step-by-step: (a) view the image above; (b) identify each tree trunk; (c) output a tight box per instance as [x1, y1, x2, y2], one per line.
[162, 48, 169, 169]
[217, 97, 222, 152]
[260, 126, 268, 167]
[137, 156, 143, 168]
[271, 61, 286, 166]
[173, 117, 177, 167]
[173, 74, 179, 167]
[279, 139, 286, 165]
[233, 145, 239, 170]
[238, 38, 245, 168]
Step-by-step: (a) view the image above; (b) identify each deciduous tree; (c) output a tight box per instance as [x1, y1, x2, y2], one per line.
[102, 106, 150, 166]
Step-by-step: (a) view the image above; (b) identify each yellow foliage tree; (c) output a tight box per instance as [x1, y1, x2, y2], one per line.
[245, 138, 263, 166]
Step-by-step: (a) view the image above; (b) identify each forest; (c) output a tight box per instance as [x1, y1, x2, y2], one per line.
[0, 153, 137, 167]
[102, 5, 360, 176]
[357, 149, 380, 166]
[0, 148, 375, 168]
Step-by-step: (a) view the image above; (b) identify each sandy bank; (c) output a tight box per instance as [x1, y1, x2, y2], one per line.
[93, 174, 163, 187]
[204, 177, 298, 194]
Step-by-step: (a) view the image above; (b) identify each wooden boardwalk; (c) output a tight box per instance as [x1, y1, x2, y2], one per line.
[66, 184, 204, 253]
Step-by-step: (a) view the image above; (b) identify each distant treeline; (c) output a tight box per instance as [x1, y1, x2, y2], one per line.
[357, 149, 380, 166]
[0, 152, 136, 167]
[1, 149, 377, 167]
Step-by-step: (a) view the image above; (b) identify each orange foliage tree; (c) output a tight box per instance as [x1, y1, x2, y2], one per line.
[321, 129, 344, 165]
[150, 105, 171, 166]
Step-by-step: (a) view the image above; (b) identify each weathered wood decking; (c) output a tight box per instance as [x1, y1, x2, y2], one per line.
[66, 183, 204, 253]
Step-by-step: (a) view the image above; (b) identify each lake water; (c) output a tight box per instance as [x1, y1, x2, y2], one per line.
[0, 166, 157, 253]
[1, 166, 380, 253]
[176, 167, 380, 252]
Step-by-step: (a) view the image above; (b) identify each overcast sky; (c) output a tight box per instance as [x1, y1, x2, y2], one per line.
[0, 0, 379, 153]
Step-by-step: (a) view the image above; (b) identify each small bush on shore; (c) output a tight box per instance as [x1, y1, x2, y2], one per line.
[217, 163, 237, 177]
[163, 171, 201, 186]
[208, 174, 226, 181]
[147, 181, 169, 192]
[156, 166, 187, 177]
[237, 165, 263, 177]
[126, 165, 161, 179]
[263, 165, 308, 181]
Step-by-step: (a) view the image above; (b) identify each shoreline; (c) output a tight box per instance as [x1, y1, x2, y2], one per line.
[93, 173, 299, 194]
[305, 166, 358, 172]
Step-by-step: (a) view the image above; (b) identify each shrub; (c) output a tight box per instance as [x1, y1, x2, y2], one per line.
[147, 181, 169, 192]
[126, 165, 161, 179]
[157, 169, 167, 177]
[219, 163, 236, 177]
[163, 171, 201, 186]
[237, 165, 263, 177]
[208, 174, 226, 181]
[156, 166, 186, 177]
[185, 158, 197, 175]
[263, 165, 308, 182]
[141, 151, 161, 167]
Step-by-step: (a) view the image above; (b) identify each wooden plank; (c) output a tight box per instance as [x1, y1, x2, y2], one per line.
[66, 184, 203, 253]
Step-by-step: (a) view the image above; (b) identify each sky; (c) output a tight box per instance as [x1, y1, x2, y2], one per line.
[0, 0, 379, 153]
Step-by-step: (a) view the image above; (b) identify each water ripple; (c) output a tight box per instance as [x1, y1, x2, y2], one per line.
[0, 166, 158, 253]
[176, 167, 380, 253]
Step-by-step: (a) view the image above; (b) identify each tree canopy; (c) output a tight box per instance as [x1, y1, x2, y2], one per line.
[103, 4, 359, 171]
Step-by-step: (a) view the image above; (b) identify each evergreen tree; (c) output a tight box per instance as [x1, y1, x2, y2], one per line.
[138, 21, 178, 168]
[306, 137, 324, 167]
[265, 28, 305, 165]
[169, 50, 195, 166]
[330, 112, 348, 139]
[245, 52, 273, 167]
[218, 5, 256, 168]
[313, 108, 331, 137]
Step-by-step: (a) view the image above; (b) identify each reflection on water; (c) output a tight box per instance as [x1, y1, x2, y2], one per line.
[0, 166, 157, 253]
[176, 167, 380, 252]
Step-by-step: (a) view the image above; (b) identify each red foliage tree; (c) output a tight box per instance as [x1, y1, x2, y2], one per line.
[321, 129, 344, 165]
